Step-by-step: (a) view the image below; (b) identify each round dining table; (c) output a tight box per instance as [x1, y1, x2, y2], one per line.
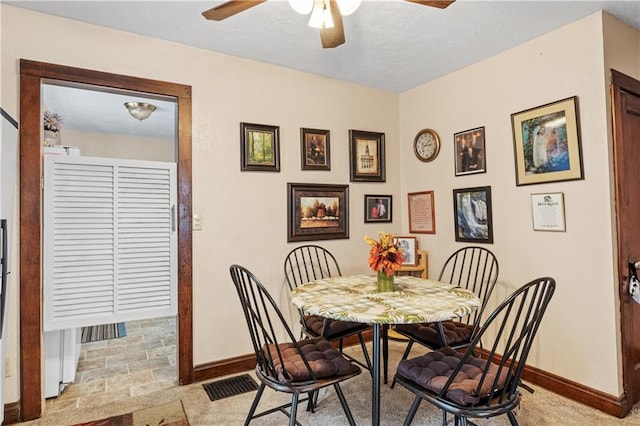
[290, 274, 481, 426]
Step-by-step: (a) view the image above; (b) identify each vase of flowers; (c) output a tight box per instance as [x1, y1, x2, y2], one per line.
[365, 232, 405, 292]
[43, 110, 63, 147]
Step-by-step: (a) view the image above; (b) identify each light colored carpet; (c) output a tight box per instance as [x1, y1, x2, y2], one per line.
[23, 340, 640, 425]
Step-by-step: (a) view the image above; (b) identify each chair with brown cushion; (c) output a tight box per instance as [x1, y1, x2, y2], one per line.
[229, 264, 361, 426]
[284, 245, 372, 373]
[391, 246, 498, 388]
[394, 276, 555, 426]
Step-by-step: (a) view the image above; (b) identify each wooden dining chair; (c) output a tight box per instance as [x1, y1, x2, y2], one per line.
[229, 264, 361, 426]
[391, 246, 499, 388]
[394, 277, 556, 425]
[284, 245, 372, 373]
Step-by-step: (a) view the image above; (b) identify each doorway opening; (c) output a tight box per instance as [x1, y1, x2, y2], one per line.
[19, 59, 193, 421]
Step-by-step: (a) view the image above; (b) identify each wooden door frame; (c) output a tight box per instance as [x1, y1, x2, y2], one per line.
[611, 68, 640, 417]
[19, 59, 193, 421]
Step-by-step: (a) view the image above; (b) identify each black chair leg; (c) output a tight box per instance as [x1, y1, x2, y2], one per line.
[245, 383, 265, 426]
[357, 332, 372, 373]
[403, 395, 422, 426]
[507, 410, 520, 426]
[333, 383, 357, 426]
[391, 340, 415, 388]
[289, 393, 299, 426]
[306, 391, 315, 412]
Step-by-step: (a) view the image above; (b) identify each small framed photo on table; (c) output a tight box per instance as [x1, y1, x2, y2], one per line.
[364, 195, 392, 223]
[394, 236, 418, 266]
[531, 192, 566, 232]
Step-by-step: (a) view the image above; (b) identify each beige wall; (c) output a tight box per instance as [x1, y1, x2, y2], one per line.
[2, 4, 638, 406]
[1, 5, 400, 403]
[62, 130, 174, 161]
[399, 11, 638, 397]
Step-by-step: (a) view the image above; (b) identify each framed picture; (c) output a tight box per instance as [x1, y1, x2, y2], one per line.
[531, 192, 566, 232]
[511, 96, 583, 186]
[364, 194, 392, 223]
[408, 190, 436, 234]
[453, 186, 493, 244]
[455, 126, 486, 176]
[394, 236, 418, 266]
[349, 129, 386, 182]
[287, 183, 349, 242]
[301, 128, 330, 171]
[240, 122, 280, 172]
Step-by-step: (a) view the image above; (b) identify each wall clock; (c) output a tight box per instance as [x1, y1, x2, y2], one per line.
[413, 129, 440, 162]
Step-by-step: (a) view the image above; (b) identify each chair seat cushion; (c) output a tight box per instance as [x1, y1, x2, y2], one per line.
[397, 346, 508, 406]
[395, 320, 473, 349]
[303, 314, 369, 340]
[265, 337, 360, 384]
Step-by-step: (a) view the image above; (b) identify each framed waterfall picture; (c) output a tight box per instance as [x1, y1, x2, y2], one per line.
[511, 96, 583, 186]
[453, 186, 493, 244]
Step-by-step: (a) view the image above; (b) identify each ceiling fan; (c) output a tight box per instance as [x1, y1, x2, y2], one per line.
[202, 0, 455, 49]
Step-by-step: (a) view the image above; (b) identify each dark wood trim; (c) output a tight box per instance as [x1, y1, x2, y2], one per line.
[612, 69, 640, 97]
[18, 59, 193, 421]
[521, 362, 626, 418]
[194, 354, 257, 383]
[3, 400, 21, 425]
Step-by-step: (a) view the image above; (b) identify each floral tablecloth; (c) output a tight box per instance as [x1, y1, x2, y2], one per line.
[290, 274, 480, 325]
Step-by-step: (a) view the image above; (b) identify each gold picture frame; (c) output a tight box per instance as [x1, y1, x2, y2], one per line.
[511, 96, 583, 186]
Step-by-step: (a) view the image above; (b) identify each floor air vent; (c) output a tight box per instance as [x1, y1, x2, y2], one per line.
[203, 374, 259, 401]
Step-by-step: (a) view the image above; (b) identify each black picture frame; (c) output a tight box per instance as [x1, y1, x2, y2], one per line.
[287, 183, 349, 242]
[240, 122, 280, 172]
[364, 194, 392, 223]
[511, 96, 583, 186]
[453, 186, 493, 244]
[349, 129, 386, 182]
[301, 128, 330, 171]
[454, 126, 486, 176]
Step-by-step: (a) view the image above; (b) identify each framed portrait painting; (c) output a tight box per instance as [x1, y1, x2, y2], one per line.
[453, 186, 493, 244]
[287, 183, 349, 242]
[349, 129, 386, 182]
[301, 128, 330, 171]
[455, 126, 486, 176]
[240, 122, 280, 172]
[364, 194, 392, 223]
[511, 96, 583, 186]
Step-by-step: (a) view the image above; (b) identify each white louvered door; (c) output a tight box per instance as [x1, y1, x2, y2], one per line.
[43, 156, 177, 331]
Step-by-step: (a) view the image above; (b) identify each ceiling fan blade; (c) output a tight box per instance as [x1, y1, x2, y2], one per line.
[320, 1, 345, 49]
[406, 0, 455, 9]
[202, 0, 267, 21]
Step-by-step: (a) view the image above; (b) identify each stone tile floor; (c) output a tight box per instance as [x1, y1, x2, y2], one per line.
[45, 316, 177, 413]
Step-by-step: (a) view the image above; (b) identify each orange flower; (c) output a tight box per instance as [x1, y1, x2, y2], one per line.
[364, 232, 405, 276]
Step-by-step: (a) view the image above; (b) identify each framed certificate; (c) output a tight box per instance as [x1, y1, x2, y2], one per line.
[531, 192, 566, 232]
[408, 191, 436, 234]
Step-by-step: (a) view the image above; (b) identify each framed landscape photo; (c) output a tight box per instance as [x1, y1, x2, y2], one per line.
[301, 128, 330, 171]
[531, 192, 566, 232]
[349, 129, 386, 182]
[455, 126, 486, 176]
[511, 96, 583, 186]
[364, 194, 392, 223]
[453, 186, 493, 244]
[394, 236, 418, 266]
[240, 122, 280, 172]
[287, 183, 349, 242]
[408, 190, 436, 234]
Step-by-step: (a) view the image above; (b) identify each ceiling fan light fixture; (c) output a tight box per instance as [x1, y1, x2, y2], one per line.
[124, 101, 157, 121]
[308, 0, 334, 29]
[335, 0, 362, 15]
[289, 0, 314, 14]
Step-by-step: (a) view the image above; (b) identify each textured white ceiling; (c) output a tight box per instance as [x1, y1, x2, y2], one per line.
[8, 0, 640, 139]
